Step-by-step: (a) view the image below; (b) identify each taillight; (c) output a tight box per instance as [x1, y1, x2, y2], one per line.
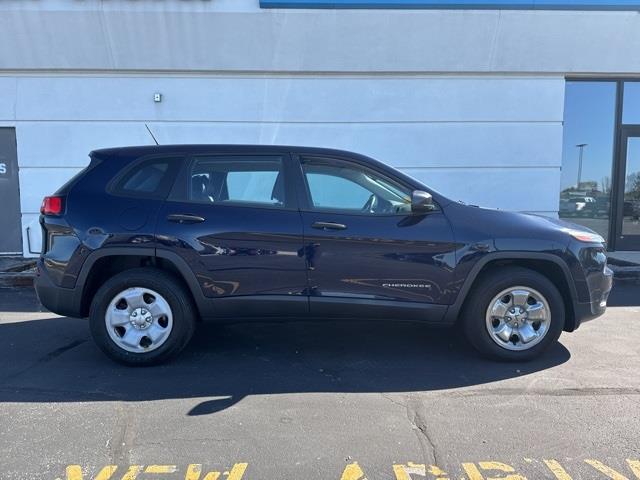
[40, 196, 64, 216]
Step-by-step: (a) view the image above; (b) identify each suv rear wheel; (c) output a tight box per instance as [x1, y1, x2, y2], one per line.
[89, 268, 196, 366]
[462, 267, 565, 361]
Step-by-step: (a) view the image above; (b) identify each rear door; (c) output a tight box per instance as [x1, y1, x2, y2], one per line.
[157, 152, 308, 317]
[294, 155, 457, 322]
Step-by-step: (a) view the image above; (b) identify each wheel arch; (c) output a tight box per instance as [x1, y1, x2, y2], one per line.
[445, 252, 579, 332]
[77, 247, 207, 319]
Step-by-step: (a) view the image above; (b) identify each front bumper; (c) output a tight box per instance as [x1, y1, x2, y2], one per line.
[573, 265, 613, 329]
[34, 259, 83, 318]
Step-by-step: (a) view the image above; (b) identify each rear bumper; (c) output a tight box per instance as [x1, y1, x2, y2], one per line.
[572, 265, 613, 330]
[34, 259, 83, 318]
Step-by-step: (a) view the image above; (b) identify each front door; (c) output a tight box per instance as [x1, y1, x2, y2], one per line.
[0, 128, 22, 254]
[295, 155, 457, 322]
[157, 153, 308, 317]
[613, 127, 640, 250]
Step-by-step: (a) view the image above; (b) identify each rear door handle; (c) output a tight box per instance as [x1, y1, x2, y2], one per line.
[311, 221, 347, 231]
[167, 213, 206, 224]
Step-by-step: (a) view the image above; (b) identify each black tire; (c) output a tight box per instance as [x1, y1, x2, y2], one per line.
[462, 266, 565, 361]
[89, 268, 197, 366]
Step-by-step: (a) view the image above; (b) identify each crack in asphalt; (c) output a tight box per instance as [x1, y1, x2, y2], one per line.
[380, 393, 441, 467]
[109, 402, 137, 466]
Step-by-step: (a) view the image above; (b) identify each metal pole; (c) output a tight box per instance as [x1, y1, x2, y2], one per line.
[576, 143, 587, 188]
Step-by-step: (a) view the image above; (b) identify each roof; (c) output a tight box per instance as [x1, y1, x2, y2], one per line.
[90, 144, 366, 160]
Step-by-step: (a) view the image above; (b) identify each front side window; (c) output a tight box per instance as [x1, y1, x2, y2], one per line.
[189, 156, 285, 207]
[302, 159, 411, 215]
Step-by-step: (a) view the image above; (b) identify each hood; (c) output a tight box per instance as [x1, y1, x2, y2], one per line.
[445, 202, 603, 250]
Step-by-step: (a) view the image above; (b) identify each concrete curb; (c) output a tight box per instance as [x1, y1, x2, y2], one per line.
[0, 270, 36, 288]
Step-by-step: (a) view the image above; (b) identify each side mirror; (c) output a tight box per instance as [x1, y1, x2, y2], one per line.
[411, 190, 435, 213]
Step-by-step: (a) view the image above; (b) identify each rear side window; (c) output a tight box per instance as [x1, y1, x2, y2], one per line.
[187, 156, 285, 207]
[112, 157, 181, 199]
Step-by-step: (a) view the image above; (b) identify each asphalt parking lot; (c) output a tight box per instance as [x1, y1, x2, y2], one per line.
[0, 283, 639, 480]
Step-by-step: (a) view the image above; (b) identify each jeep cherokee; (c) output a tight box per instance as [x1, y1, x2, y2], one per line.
[34, 145, 613, 365]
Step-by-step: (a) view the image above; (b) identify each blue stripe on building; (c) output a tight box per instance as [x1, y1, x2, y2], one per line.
[260, 0, 640, 9]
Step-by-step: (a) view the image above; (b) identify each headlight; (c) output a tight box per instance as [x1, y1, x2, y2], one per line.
[561, 228, 605, 243]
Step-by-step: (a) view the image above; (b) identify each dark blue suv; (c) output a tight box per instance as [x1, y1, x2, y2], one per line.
[35, 145, 613, 365]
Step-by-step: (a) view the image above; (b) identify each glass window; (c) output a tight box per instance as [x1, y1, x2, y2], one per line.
[623, 82, 640, 125]
[113, 158, 178, 198]
[622, 137, 640, 237]
[302, 160, 411, 214]
[189, 156, 285, 207]
[559, 82, 617, 241]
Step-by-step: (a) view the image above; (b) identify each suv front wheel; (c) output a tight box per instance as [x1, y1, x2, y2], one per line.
[462, 267, 565, 361]
[89, 268, 196, 366]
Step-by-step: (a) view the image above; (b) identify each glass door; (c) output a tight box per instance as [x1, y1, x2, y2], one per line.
[614, 127, 640, 250]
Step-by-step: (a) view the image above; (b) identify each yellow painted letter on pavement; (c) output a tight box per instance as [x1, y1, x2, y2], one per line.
[340, 462, 368, 480]
[585, 460, 629, 480]
[543, 460, 573, 480]
[145, 465, 178, 475]
[120, 466, 144, 480]
[227, 463, 248, 480]
[185, 464, 219, 480]
[627, 460, 640, 479]
[462, 462, 527, 480]
[393, 462, 449, 479]
[65, 466, 118, 480]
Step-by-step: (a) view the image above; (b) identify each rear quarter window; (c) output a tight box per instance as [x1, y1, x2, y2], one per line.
[111, 157, 182, 199]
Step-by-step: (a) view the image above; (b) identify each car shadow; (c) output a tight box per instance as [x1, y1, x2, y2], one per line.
[0, 311, 571, 416]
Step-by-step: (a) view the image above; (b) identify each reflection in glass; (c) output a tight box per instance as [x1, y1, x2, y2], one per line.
[622, 137, 640, 237]
[559, 82, 616, 241]
[623, 82, 640, 125]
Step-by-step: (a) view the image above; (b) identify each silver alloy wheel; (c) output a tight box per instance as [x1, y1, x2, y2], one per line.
[485, 286, 551, 351]
[105, 287, 174, 354]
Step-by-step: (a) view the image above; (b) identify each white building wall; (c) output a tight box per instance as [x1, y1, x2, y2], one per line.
[5, 74, 564, 256]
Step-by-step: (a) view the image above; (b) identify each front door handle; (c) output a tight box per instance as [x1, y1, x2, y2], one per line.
[312, 221, 347, 231]
[167, 213, 206, 224]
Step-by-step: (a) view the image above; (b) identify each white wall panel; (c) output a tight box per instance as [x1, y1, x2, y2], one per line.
[0, 10, 109, 70]
[1, 3, 640, 74]
[404, 167, 561, 212]
[19, 167, 82, 214]
[0, 78, 16, 120]
[15, 76, 565, 123]
[150, 121, 562, 168]
[16, 122, 155, 167]
[5, 74, 565, 256]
